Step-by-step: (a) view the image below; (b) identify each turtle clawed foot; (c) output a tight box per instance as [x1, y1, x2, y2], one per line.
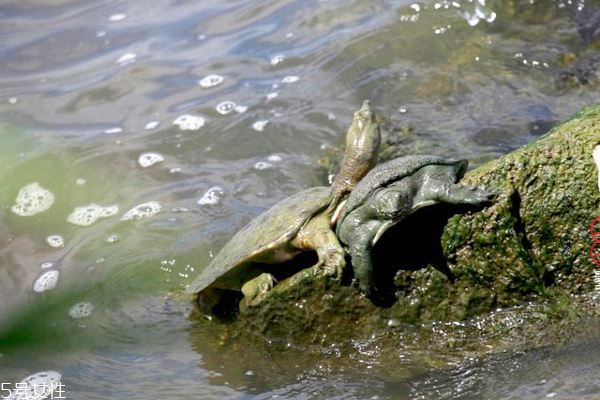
[463, 185, 497, 205]
[316, 250, 346, 280]
[240, 273, 277, 309]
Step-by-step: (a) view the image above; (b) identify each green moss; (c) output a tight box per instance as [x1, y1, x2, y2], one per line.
[224, 104, 600, 346]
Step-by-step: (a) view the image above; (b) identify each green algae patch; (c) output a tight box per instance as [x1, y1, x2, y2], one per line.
[227, 104, 600, 345]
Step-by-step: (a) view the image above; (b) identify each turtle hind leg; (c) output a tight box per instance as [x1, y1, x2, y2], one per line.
[239, 272, 276, 310]
[293, 214, 346, 280]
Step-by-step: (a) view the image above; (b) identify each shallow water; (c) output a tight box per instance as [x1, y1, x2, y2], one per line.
[1, 0, 600, 398]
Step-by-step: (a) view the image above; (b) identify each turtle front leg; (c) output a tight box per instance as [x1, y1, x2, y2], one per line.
[420, 182, 495, 206]
[293, 214, 346, 280]
[239, 272, 276, 309]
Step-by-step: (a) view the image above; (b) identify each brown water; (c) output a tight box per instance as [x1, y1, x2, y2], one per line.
[1, 0, 600, 398]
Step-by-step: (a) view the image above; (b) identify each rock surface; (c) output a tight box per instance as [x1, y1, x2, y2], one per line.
[222, 105, 600, 346]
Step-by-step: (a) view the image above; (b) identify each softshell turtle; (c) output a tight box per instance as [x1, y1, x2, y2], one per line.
[336, 155, 495, 297]
[187, 101, 381, 315]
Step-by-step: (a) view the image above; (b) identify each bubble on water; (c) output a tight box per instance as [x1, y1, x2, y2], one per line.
[121, 201, 161, 221]
[173, 114, 205, 130]
[281, 76, 299, 83]
[199, 74, 224, 88]
[144, 121, 160, 130]
[170, 167, 182, 174]
[69, 302, 94, 319]
[138, 152, 164, 168]
[270, 54, 285, 65]
[97, 30, 107, 37]
[266, 92, 278, 101]
[116, 52, 137, 65]
[285, 32, 294, 38]
[67, 204, 119, 226]
[410, 3, 420, 12]
[9, 370, 62, 399]
[33, 270, 59, 292]
[254, 161, 273, 170]
[40, 262, 53, 269]
[11, 182, 55, 216]
[252, 120, 269, 132]
[267, 154, 282, 162]
[198, 186, 224, 205]
[109, 13, 127, 21]
[197, 34, 207, 40]
[46, 235, 64, 248]
[8, 97, 17, 104]
[106, 234, 120, 243]
[104, 126, 122, 134]
[234, 105, 248, 113]
[216, 101, 236, 115]
[75, 178, 86, 185]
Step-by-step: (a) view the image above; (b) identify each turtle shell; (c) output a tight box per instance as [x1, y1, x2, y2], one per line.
[186, 186, 332, 294]
[337, 155, 467, 226]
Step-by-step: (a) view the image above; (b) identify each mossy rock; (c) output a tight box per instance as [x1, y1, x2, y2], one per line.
[228, 104, 600, 345]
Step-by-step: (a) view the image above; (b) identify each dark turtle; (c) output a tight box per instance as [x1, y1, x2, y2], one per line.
[336, 155, 495, 297]
[187, 101, 381, 315]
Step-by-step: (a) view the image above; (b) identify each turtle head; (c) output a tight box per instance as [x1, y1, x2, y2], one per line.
[350, 100, 378, 143]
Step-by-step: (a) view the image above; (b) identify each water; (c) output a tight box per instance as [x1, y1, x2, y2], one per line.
[1, 0, 600, 398]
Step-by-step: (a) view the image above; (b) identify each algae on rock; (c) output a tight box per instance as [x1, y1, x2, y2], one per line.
[229, 105, 600, 345]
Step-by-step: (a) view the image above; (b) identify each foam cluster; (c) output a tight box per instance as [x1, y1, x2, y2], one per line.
[138, 152, 164, 168]
[121, 201, 161, 221]
[11, 182, 55, 216]
[8, 371, 61, 400]
[46, 235, 64, 248]
[173, 114, 205, 130]
[198, 186, 224, 205]
[33, 270, 59, 293]
[198, 74, 224, 88]
[67, 204, 119, 226]
[69, 302, 94, 319]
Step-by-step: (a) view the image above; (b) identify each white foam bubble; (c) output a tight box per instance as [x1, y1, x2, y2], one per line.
[109, 13, 127, 21]
[267, 154, 282, 162]
[69, 302, 94, 319]
[11, 182, 55, 217]
[281, 76, 299, 83]
[33, 270, 59, 293]
[121, 201, 161, 221]
[593, 145, 600, 191]
[106, 234, 120, 243]
[8, 97, 17, 104]
[76, 178, 86, 185]
[104, 127, 122, 134]
[270, 54, 285, 65]
[234, 105, 248, 113]
[216, 101, 236, 115]
[40, 262, 53, 269]
[198, 186, 224, 205]
[138, 152, 164, 168]
[46, 235, 64, 248]
[116, 53, 137, 65]
[252, 120, 269, 132]
[8, 370, 62, 400]
[67, 204, 119, 226]
[199, 74, 224, 88]
[254, 161, 273, 170]
[144, 121, 160, 130]
[173, 114, 205, 130]
[266, 92, 278, 101]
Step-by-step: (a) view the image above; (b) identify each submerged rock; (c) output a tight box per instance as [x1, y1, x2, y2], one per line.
[223, 104, 600, 344]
